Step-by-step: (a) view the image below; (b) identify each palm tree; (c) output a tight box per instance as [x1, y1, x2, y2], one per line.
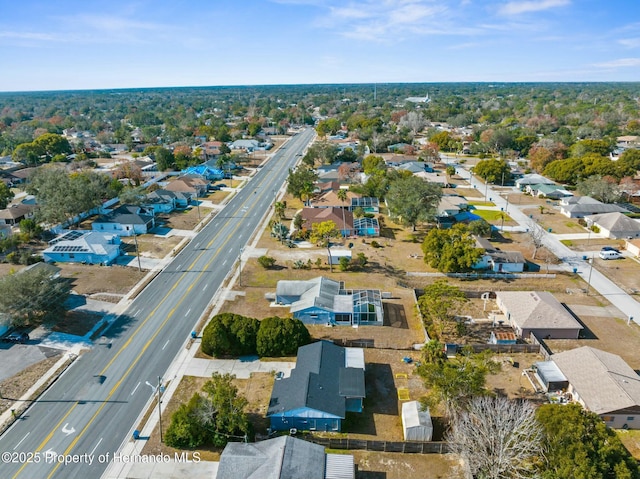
[336, 188, 348, 238]
[274, 201, 286, 243]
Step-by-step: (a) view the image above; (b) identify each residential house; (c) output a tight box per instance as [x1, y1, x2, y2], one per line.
[267, 341, 366, 432]
[143, 190, 178, 214]
[43, 230, 121, 265]
[515, 174, 555, 190]
[92, 205, 155, 236]
[201, 141, 223, 161]
[413, 171, 449, 186]
[164, 176, 208, 198]
[310, 190, 359, 209]
[528, 183, 573, 200]
[231, 139, 259, 152]
[300, 207, 379, 237]
[0, 203, 35, 226]
[559, 196, 629, 218]
[473, 237, 526, 273]
[275, 276, 383, 326]
[396, 161, 433, 174]
[584, 212, 640, 239]
[438, 195, 468, 217]
[181, 164, 224, 180]
[216, 435, 355, 479]
[495, 291, 583, 339]
[550, 346, 640, 429]
[300, 207, 354, 237]
[315, 181, 341, 194]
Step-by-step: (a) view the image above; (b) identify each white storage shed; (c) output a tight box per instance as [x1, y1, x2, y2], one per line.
[401, 401, 433, 441]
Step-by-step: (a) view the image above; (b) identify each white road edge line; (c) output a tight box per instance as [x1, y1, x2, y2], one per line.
[131, 382, 140, 396]
[13, 432, 29, 450]
[89, 437, 103, 456]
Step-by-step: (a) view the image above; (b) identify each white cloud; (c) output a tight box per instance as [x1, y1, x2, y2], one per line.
[498, 0, 570, 16]
[619, 38, 640, 48]
[594, 58, 640, 68]
[0, 31, 61, 41]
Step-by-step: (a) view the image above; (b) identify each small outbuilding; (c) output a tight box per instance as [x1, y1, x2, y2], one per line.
[401, 401, 433, 442]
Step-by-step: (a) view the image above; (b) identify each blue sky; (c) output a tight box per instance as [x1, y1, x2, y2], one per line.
[1, 0, 640, 92]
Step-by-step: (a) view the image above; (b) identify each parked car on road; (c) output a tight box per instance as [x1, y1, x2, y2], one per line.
[599, 250, 622, 260]
[3, 331, 29, 343]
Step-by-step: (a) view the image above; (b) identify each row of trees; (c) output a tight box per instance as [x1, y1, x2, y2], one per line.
[201, 313, 311, 358]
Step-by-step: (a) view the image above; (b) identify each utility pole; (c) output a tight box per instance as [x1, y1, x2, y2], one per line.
[133, 232, 142, 272]
[586, 255, 594, 295]
[158, 376, 163, 443]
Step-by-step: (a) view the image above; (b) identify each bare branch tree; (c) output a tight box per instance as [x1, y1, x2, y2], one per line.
[526, 220, 546, 260]
[447, 396, 544, 479]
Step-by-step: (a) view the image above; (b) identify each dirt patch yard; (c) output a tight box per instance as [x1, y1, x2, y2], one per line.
[353, 451, 464, 479]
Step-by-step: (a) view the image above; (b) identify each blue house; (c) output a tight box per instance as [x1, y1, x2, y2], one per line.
[275, 277, 383, 326]
[143, 189, 178, 214]
[267, 341, 365, 432]
[181, 165, 224, 180]
[43, 231, 121, 265]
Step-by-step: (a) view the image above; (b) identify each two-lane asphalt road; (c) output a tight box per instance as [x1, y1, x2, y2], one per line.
[0, 128, 316, 479]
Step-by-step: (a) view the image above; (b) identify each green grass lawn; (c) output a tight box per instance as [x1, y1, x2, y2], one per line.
[468, 201, 496, 207]
[473, 209, 511, 221]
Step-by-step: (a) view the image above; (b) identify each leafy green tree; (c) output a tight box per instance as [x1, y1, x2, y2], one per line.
[421, 224, 482, 273]
[154, 147, 175, 171]
[536, 404, 639, 479]
[19, 219, 43, 240]
[256, 316, 311, 357]
[355, 252, 368, 268]
[13, 143, 41, 165]
[286, 166, 318, 203]
[468, 218, 491, 238]
[0, 268, 70, 327]
[201, 313, 260, 357]
[309, 220, 341, 272]
[0, 182, 14, 209]
[200, 373, 250, 447]
[417, 349, 500, 414]
[473, 158, 511, 184]
[417, 280, 467, 338]
[362, 155, 386, 175]
[386, 175, 442, 231]
[543, 157, 586, 184]
[33, 133, 72, 160]
[165, 373, 250, 449]
[617, 148, 640, 178]
[27, 168, 118, 226]
[569, 139, 612, 158]
[165, 393, 210, 449]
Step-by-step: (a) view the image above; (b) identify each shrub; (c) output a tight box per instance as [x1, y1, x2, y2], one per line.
[257, 255, 276, 268]
[201, 313, 259, 357]
[339, 256, 350, 271]
[256, 316, 311, 357]
[355, 252, 368, 268]
[370, 240, 381, 248]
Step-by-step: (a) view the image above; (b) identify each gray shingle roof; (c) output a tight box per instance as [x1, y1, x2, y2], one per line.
[267, 341, 365, 419]
[496, 291, 583, 331]
[216, 435, 325, 479]
[552, 346, 640, 415]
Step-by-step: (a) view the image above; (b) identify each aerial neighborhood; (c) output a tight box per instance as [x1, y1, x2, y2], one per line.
[2, 83, 640, 479]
